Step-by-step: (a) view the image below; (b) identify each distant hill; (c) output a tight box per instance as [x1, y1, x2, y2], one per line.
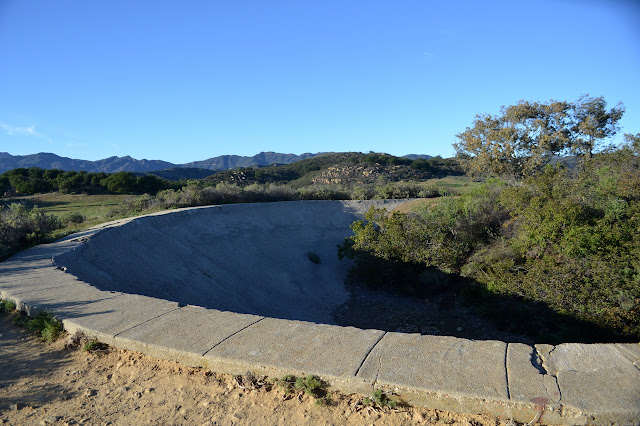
[181, 152, 321, 170]
[142, 168, 217, 181]
[402, 154, 433, 160]
[0, 151, 328, 174]
[0, 152, 173, 174]
[204, 152, 462, 187]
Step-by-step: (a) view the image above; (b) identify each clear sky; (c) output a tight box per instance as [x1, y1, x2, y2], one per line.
[0, 0, 638, 163]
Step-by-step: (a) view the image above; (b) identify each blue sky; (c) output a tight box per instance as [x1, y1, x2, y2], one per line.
[0, 0, 638, 163]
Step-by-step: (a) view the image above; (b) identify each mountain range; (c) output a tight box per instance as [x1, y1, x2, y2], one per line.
[0, 152, 322, 175]
[0, 152, 433, 175]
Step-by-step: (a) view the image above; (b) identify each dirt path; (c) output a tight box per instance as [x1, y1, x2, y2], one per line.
[0, 314, 523, 425]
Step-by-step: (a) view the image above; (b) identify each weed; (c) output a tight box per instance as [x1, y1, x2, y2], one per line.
[363, 389, 398, 409]
[83, 340, 109, 352]
[275, 374, 328, 403]
[295, 374, 323, 398]
[12, 312, 29, 328]
[15, 311, 64, 342]
[275, 374, 297, 394]
[306, 251, 321, 264]
[0, 299, 17, 313]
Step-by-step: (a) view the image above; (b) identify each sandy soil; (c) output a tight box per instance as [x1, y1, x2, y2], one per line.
[0, 314, 523, 426]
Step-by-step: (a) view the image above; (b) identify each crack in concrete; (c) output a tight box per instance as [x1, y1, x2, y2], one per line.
[505, 343, 511, 400]
[354, 331, 387, 378]
[531, 347, 546, 374]
[538, 345, 556, 376]
[113, 306, 183, 337]
[535, 345, 562, 404]
[201, 317, 265, 356]
[544, 374, 562, 403]
[372, 355, 383, 389]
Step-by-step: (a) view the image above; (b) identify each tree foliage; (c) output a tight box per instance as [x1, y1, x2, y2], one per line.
[0, 168, 177, 196]
[454, 95, 624, 179]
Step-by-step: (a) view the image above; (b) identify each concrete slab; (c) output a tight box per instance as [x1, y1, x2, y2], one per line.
[204, 317, 384, 389]
[4, 277, 118, 316]
[0, 266, 83, 301]
[506, 343, 562, 424]
[356, 333, 510, 417]
[61, 294, 180, 343]
[114, 306, 263, 367]
[539, 343, 640, 424]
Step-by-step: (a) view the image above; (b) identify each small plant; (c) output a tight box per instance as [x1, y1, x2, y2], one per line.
[275, 374, 328, 404]
[363, 389, 398, 409]
[276, 374, 297, 394]
[0, 299, 17, 313]
[295, 374, 323, 398]
[22, 311, 64, 342]
[307, 251, 321, 264]
[83, 339, 109, 352]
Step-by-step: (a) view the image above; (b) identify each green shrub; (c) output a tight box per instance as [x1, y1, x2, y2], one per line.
[0, 299, 17, 312]
[275, 374, 327, 402]
[0, 203, 63, 260]
[26, 311, 64, 342]
[64, 212, 85, 225]
[83, 340, 108, 352]
[10, 311, 64, 342]
[363, 389, 398, 409]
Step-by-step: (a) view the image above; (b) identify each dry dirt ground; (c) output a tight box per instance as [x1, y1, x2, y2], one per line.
[0, 314, 527, 426]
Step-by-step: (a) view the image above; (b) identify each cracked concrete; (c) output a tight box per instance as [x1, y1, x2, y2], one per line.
[1, 201, 640, 425]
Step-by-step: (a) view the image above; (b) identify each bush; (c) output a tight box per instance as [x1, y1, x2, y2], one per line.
[64, 212, 85, 225]
[296, 185, 350, 200]
[19, 311, 64, 342]
[0, 203, 63, 260]
[0, 299, 17, 312]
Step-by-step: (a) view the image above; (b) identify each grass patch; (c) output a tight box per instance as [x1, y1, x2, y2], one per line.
[11, 310, 64, 342]
[2, 193, 132, 227]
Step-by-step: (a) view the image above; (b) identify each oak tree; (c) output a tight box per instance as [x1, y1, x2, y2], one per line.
[454, 96, 624, 178]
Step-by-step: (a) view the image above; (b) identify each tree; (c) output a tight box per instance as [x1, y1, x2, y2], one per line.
[453, 96, 624, 179]
[569, 95, 625, 157]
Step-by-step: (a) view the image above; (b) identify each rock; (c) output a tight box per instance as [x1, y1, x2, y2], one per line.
[83, 389, 97, 397]
[41, 415, 61, 424]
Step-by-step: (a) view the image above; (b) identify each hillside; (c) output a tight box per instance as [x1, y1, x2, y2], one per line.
[204, 152, 461, 187]
[180, 152, 321, 170]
